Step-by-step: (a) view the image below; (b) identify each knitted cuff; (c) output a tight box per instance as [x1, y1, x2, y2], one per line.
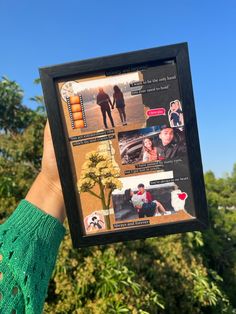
[4, 199, 66, 247]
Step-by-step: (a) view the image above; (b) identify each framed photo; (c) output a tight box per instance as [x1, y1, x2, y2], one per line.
[39, 42, 208, 248]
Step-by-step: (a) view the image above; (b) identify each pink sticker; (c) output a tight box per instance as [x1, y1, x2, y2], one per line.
[146, 108, 166, 117]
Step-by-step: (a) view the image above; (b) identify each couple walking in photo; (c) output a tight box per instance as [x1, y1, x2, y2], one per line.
[96, 85, 127, 129]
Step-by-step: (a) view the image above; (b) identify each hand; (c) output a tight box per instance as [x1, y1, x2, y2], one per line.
[41, 120, 61, 190]
[25, 120, 66, 223]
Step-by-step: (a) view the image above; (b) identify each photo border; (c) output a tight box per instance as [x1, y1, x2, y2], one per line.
[39, 42, 208, 247]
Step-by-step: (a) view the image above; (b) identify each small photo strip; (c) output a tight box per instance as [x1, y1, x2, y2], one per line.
[66, 95, 87, 129]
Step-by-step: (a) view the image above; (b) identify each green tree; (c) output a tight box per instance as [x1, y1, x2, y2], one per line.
[0, 77, 46, 220]
[0, 76, 35, 134]
[201, 168, 236, 309]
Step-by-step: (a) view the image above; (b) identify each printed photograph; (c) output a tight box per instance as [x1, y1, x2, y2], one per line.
[168, 99, 184, 127]
[118, 125, 187, 165]
[112, 172, 192, 222]
[60, 72, 146, 132]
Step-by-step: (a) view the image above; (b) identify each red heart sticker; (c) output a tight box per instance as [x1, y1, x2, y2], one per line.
[178, 192, 187, 201]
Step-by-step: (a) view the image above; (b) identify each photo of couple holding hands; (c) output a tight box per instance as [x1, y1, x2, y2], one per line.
[97, 85, 127, 128]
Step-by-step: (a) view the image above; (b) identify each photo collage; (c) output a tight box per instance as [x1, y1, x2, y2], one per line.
[57, 61, 196, 235]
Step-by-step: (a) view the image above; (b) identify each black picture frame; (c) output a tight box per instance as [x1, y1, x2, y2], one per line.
[39, 42, 208, 248]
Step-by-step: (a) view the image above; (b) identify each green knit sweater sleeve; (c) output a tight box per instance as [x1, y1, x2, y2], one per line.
[0, 199, 66, 314]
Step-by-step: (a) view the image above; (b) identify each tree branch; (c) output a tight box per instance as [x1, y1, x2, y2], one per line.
[87, 189, 102, 199]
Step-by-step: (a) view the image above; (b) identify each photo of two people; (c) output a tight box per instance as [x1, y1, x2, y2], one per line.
[168, 99, 184, 127]
[119, 125, 187, 165]
[124, 183, 171, 218]
[112, 173, 188, 222]
[96, 86, 127, 128]
[69, 72, 146, 132]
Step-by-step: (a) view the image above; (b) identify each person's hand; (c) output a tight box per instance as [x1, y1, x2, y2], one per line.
[25, 120, 66, 222]
[41, 120, 62, 190]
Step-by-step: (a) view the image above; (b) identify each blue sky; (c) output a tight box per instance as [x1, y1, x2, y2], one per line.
[1, 0, 236, 177]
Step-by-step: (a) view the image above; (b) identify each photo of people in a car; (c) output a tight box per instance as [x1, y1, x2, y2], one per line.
[118, 125, 186, 165]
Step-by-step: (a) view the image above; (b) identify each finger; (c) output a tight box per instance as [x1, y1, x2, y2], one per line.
[43, 120, 52, 157]
[44, 119, 53, 144]
[44, 119, 50, 137]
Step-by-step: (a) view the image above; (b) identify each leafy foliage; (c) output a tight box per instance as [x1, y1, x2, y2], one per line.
[202, 170, 236, 310]
[0, 76, 36, 134]
[0, 77, 46, 219]
[44, 232, 164, 313]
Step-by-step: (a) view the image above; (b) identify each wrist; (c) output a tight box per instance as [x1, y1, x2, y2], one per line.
[25, 172, 66, 223]
[39, 171, 62, 194]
